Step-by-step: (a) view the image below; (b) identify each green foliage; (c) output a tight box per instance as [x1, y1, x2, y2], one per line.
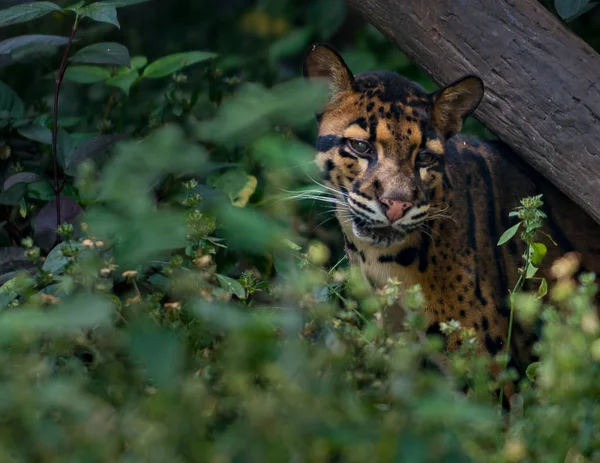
[69, 42, 131, 67]
[142, 51, 218, 79]
[0, 0, 597, 461]
[554, 0, 599, 21]
[0, 2, 61, 28]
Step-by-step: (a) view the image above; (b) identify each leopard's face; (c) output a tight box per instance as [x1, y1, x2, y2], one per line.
[304, 44, 484, 247]
[315, 73, 444, 247]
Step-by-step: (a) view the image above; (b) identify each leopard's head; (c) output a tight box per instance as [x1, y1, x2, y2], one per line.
[303, 44, 484, 247]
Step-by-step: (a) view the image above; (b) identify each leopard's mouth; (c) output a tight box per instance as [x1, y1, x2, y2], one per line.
[346, 201, 429, 247]
[351, 219, 408, 247]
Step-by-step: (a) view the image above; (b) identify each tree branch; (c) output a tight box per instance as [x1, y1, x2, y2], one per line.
[346, 0, 600, 225]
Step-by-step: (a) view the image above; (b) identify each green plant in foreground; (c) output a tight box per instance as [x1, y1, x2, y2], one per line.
[0, 0, 598, 461]
[496, 194, 553, 409]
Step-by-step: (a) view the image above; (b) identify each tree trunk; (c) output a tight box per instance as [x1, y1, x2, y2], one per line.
[347, 0, 600, 225]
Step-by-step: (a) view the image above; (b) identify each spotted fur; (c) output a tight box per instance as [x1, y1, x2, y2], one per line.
[303, 43, 600, 391]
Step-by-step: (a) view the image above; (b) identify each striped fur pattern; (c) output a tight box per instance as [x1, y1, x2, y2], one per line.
[303, 44, 600, 383]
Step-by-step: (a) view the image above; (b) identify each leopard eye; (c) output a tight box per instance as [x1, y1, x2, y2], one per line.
[347, 139, 374, 157]
[416, 151, 437, 166]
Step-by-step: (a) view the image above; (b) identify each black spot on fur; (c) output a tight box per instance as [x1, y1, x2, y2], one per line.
[351, 199, 377, 215]
[355, 71, 429, 104]
[485, 334, 501, 355]
[344, 236, 358, 252]
[349, 117, 367, 130]
[397, 247, 418, 266]
[368, 115, 378, 142]
[378, 247, 418, 266]
[339, 149, 357, 159]
[352, 186, 372, 200]
[316, 135, 343, 152]
[481, 315, 489, 331]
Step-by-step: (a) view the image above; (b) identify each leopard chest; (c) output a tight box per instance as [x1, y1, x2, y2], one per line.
[347, 232, 512, 358]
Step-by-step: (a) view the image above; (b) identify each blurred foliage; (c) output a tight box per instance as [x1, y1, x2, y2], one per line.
[0, 0, 597, 462]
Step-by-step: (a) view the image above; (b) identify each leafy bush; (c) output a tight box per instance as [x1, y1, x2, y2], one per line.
[0, 1, 598, 462]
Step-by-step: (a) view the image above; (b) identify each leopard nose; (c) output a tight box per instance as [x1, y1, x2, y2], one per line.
[380, 198, 413, 222]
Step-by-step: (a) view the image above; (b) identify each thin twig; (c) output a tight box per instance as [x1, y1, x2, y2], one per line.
[498, 245, 530, 411]
[99, 89, 116, 134]
[52, 15, 79, 235]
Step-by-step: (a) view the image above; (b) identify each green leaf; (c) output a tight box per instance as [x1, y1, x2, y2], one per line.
[554, 0, 597, 20]
[209, 169, 257, 208]
[81, 3, 120, 28]
[57, 116, 81, 128]
[11, 41, 59, 63]
[525, 361, 540, 382]
[215, 205, 290, 255]
[0, 291, 17, 310]
[542, 232, 558, 247]
[57, 129, 75, 169]
[306, 0, 346, 40]
[525, 262, 539, 279]
[497, 222, 521, 246]
[70, 42, 130, 67]
[42, 241, 84, 274]
[26, 180, 54, 200]
[130, 55, 147, 69]
[0, 247, 31, 281]
[284, 238, 302, 251]
[100, 0, 150, 6]
[0, 2, 61, 28]
[0, 35, 69, 65]
[216, 274, 246, 299]
[270, 78, 331, 126]
[85, 207, 187, 268]
[530, 242, 548, 266]
[70, 132, 97, 146]
[34, 196, 83, 235]
[537, 278, 548, 299]
[268, 28, 311, 62]
[17, 124, 52, 144]
[64, 1, 85, 13]
[0, 293, 114, 342]
[0, 182, 28, 205]
[196, 78, 329, 147]
[4, 172, 42, 191]
[64, 65, 112, 83]
[142, 51, 217, 79]
[251, 133, 319, 178]
[66, 134, 122, 175]
[0, 81, 24, 122]
[105, 69, 139, 95]
[127, 319, 183, 389]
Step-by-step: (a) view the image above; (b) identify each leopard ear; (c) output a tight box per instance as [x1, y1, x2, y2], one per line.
[432, 76, 484, 138]
[303, 43, 355, 101]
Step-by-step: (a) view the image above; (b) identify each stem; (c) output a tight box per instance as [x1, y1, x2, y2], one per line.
[498, 244, 530, 411]
[99, 89, 116, 134]
[52, 15, 79, 236]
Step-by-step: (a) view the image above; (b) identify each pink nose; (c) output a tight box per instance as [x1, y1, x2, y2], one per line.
[380, 198, 413, 222]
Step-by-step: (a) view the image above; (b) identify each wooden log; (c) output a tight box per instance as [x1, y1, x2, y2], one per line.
[346, 0, 600, 225]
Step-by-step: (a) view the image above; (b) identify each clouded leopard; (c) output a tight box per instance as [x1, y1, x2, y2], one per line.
[302, 43, 600, 393]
